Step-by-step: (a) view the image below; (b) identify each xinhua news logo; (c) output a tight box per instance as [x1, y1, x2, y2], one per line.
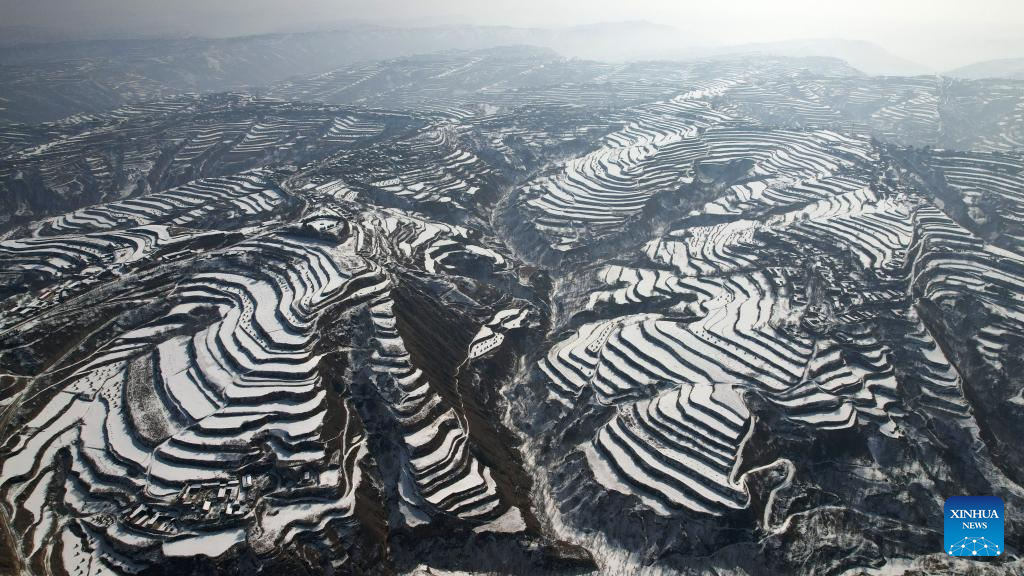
[945, 496, 1003, 557]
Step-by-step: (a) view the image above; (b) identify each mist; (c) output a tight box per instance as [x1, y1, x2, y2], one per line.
[2, 0, 1023, 71]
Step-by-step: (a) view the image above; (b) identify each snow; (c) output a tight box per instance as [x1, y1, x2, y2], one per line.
[162, 528, 245, 557]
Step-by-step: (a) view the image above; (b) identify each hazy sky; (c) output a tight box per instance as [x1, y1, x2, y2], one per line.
[3, 0, 1023, 69]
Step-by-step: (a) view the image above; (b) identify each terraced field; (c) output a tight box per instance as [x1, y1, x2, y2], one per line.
[1, 49, 1023, 575]
[0, 97, 395, 230]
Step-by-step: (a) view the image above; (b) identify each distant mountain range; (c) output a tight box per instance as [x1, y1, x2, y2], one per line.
[3, 20, 1021, 82]
[947, 57, 1024, 80]
[2, 21, 1023, 123]
[696, 38, 932, 77]
[0, 21, 689, 71]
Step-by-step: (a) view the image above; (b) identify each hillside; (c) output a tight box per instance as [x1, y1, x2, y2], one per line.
[1, 47, 1023, 575]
